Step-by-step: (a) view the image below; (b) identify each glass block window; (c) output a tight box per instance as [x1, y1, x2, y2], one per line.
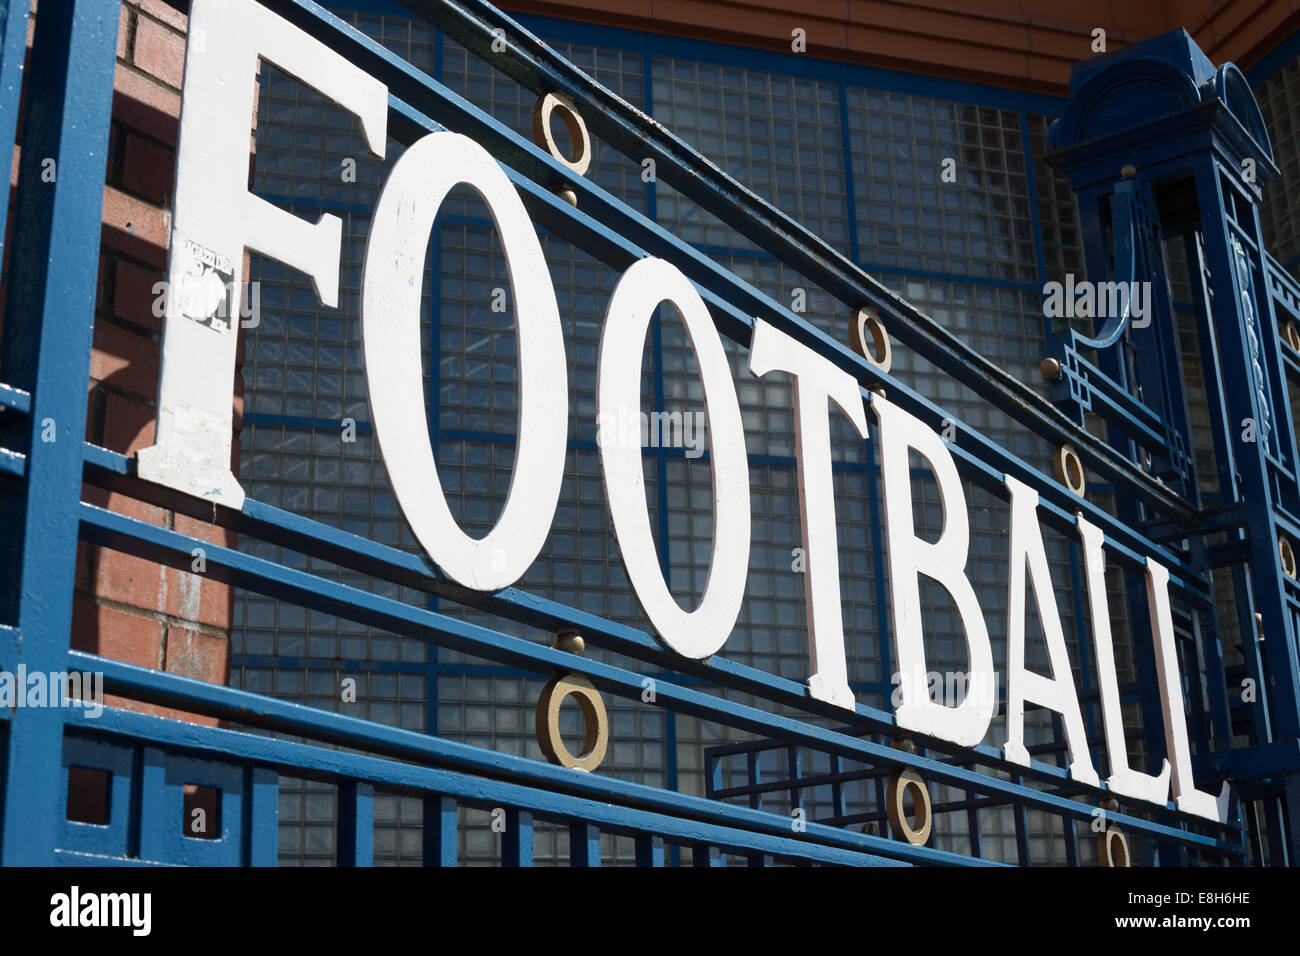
[846, 89, 1035, 281]
[1027, 113, 1085, 284]
[1258, 57, 1300, 279]
[652, 58, 850, 256]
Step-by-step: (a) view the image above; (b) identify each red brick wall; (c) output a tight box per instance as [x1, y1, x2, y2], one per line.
[72, 0, 243, 724]
[500, 0, 1300, 94]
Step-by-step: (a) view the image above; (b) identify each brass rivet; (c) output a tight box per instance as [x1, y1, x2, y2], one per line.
[555, 629, 585, 656]
[558, 186, 578, 207]
[1121, 164, 1137, 178]
[1041, 356, 1062, 381]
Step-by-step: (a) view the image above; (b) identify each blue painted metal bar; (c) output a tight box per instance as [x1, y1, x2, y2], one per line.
[60, 708, 909, 866]
[569, 821, 601, 867]
[0, 0, 30, 271]
[967, 806, 983, 860]
[422, 795, 459, 867]
[1011, 780, 1031, 867]
[68, 633, 1241, 855]
[634, 834, 665, 867]
[136, 748, 168, 863]
[0, 381, 31, 416]
[244, 767, 279, 867]
[504, 813, 537, 867]
[70, 651, 998, 864]
[0, 0, 120, 866]
[0, 447, 25, 479]
[338, 781, 375, 866]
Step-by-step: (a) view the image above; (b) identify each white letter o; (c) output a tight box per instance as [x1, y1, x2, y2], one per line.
[362, 132, 568, 591]
[597, 258, 750, 658]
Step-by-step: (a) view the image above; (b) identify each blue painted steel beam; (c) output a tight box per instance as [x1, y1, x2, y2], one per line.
[502, 808, 532, 867]
[569, 820, 601, 866]
[244, 767, 279, 867]
[0, 0, 30, 271]
[422, 795, 459, 867]
[634, 834, 665, 867]
[338, 781, 375, 866]
[0, 447, 25, 479]
[0, 381, 31, 415]
[0, 0, 120, 866]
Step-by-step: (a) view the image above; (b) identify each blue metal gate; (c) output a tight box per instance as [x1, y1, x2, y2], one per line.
[0, 0, 1297, 865]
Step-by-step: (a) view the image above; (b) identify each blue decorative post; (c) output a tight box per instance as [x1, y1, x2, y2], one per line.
[1048, 29, 1300, 863]
[0, 0, 121, 864]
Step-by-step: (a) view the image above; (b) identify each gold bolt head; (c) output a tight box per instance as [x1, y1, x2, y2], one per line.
[1121, 164, 1137, 178]
[1041, 357, 1062, 381]
[555, 629, 585, 655]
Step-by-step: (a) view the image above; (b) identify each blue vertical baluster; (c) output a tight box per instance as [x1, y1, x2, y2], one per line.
[1011, 779, 1031, 867]
[337, 780, 374, 866]
[0, 0, 29, 264]
[569, 820, 600, 867]
[635, 834, 665, 867]
[423, 794, 458, 866]
[502, 807, 532, 866]
[966, 804, 983, 860]
[0, 0, 120, 865]
[244, 766, 279, 866]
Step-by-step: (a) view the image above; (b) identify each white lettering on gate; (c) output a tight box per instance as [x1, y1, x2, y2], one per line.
[1077, 516, 1173, 804]
[1003, 476, 1099, 786]
[871, 393, 995, 747]
[362, 132, 568, 591]
[137, 0, 387, 507]
[597, 258, 749, 659]
[133, 0, 1236, 820]
[748, 320, 869, 709]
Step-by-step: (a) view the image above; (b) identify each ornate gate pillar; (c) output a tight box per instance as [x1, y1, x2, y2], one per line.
[1048, 29, 1300, 863]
